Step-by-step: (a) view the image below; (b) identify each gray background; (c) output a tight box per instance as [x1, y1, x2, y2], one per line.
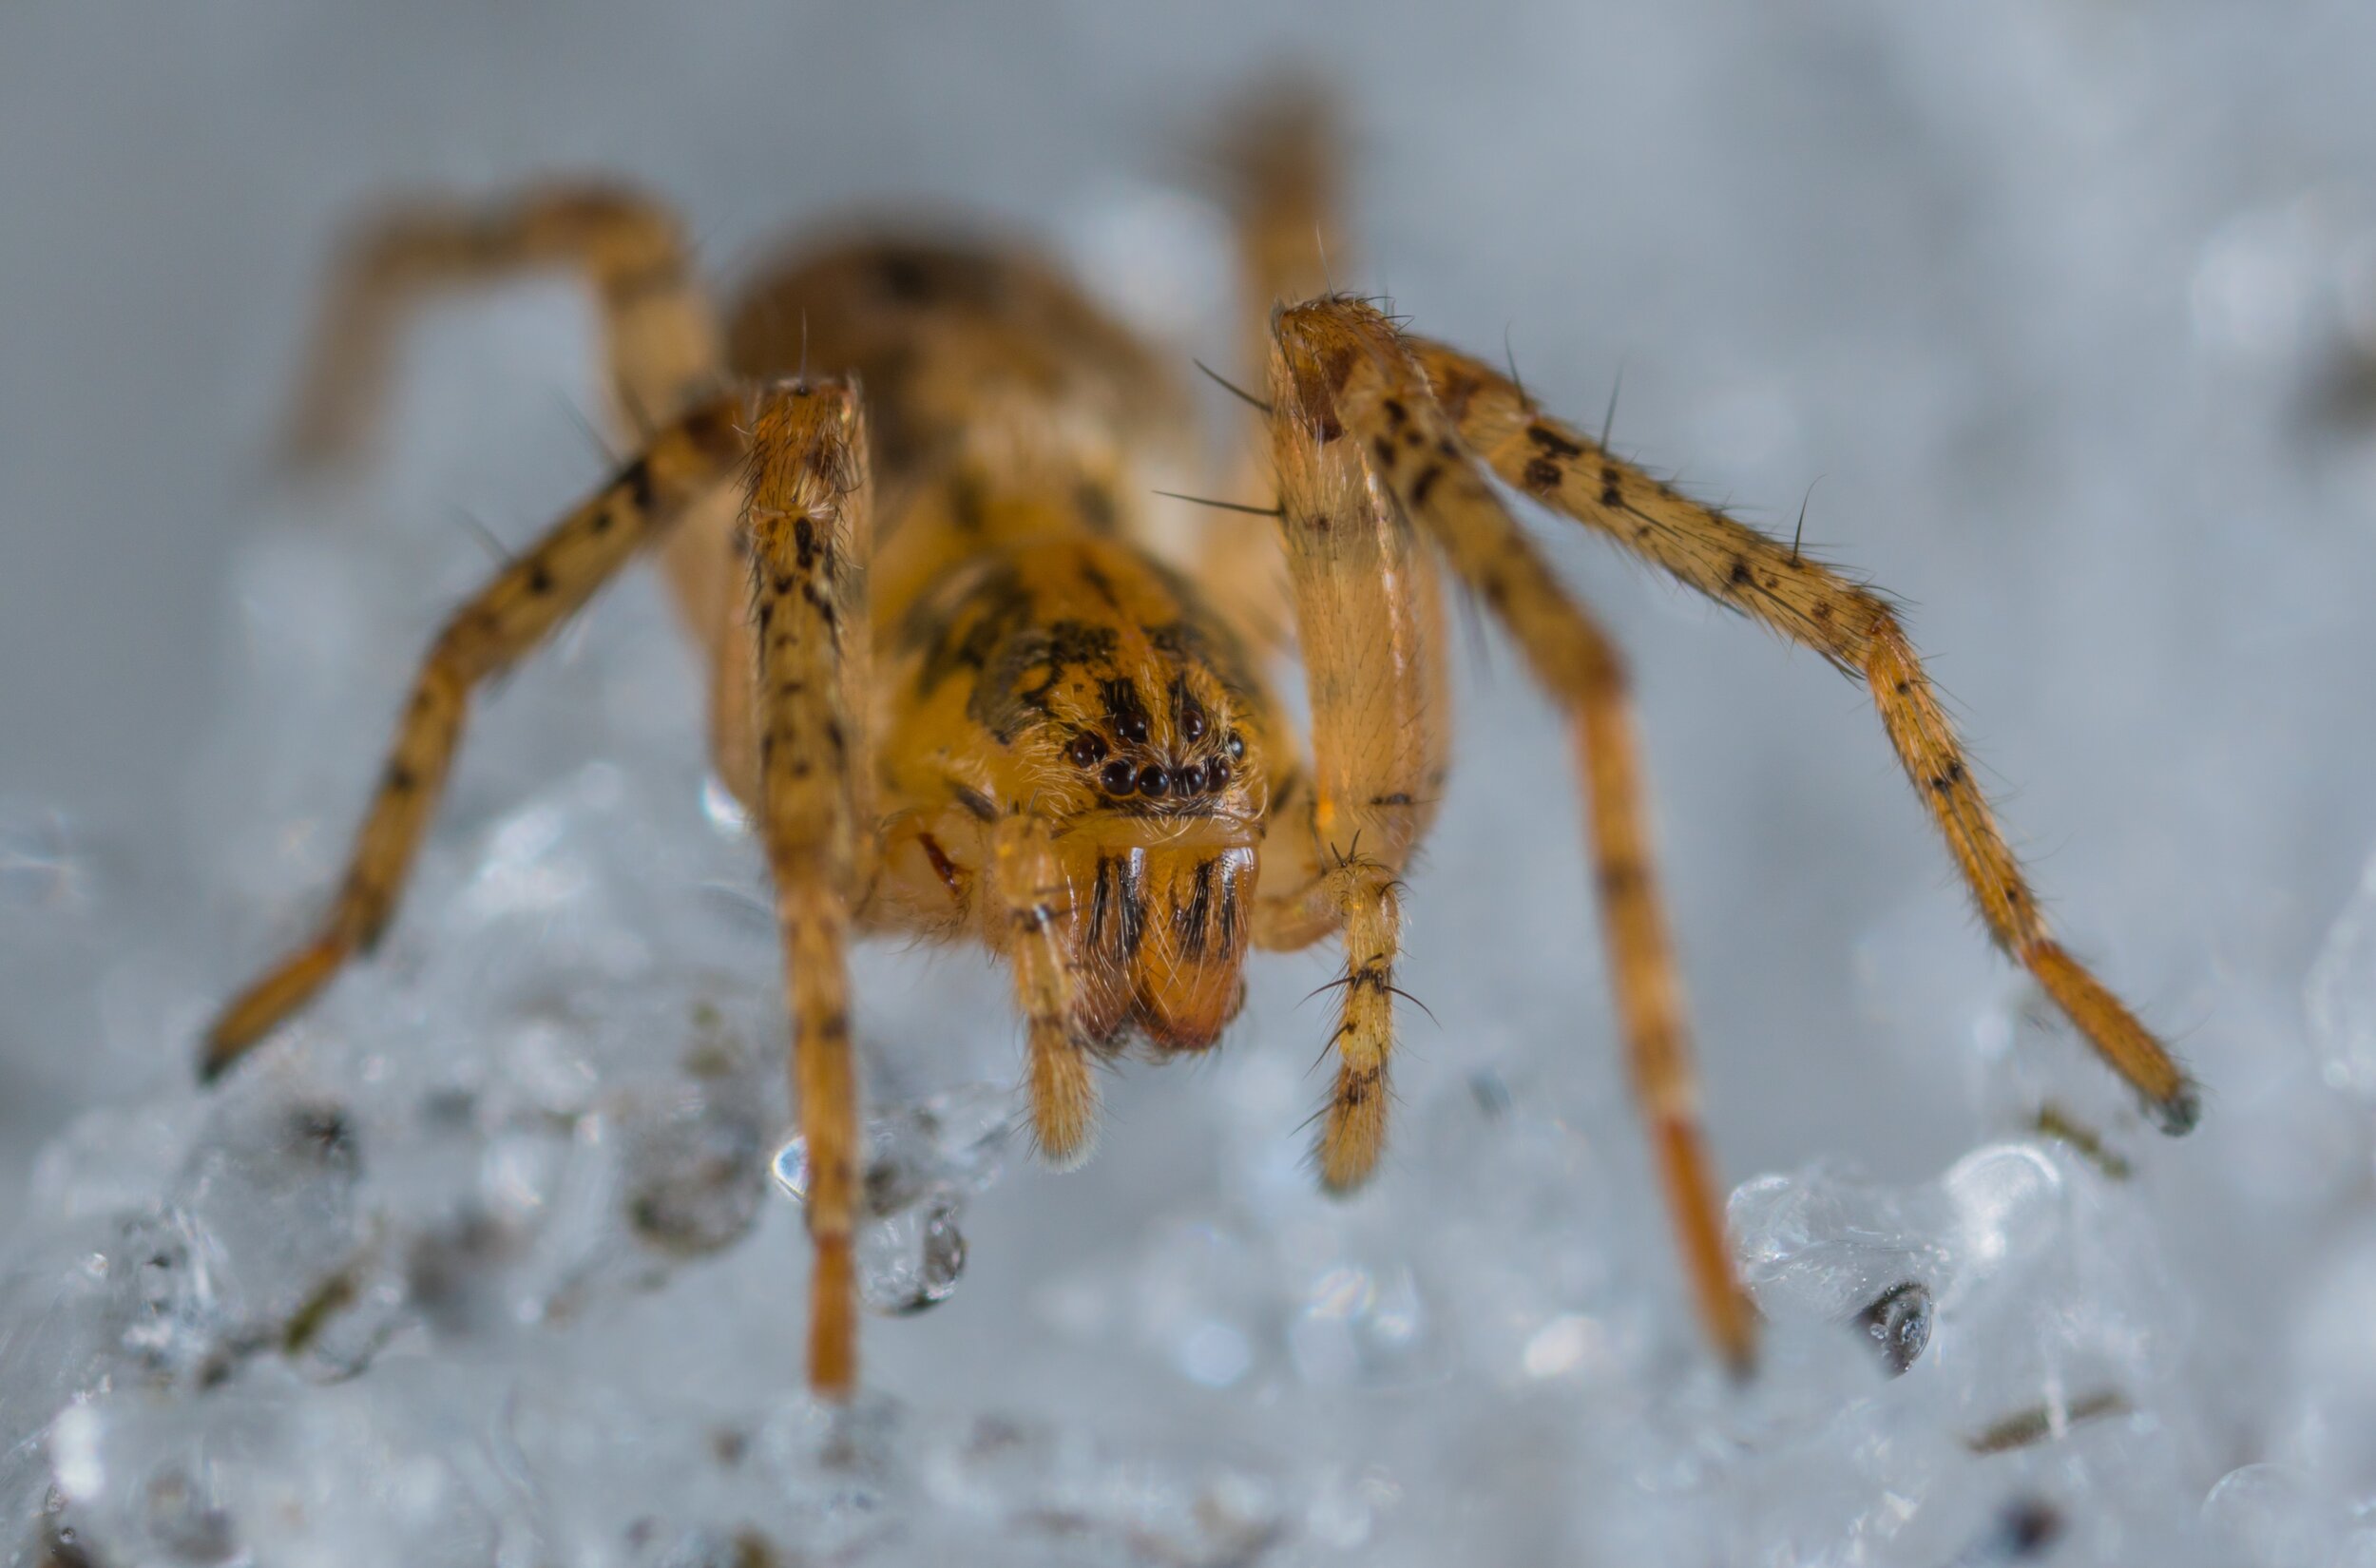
[10, 1, 2375, 1166]
[6, 6, 2376, 1543]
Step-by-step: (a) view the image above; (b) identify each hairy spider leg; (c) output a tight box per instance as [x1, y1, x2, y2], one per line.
[1406, 339, 2200, 1135]
[1274, 296, 1758, 1377]
[1248, 316, 1452, 1194]
[283, 183, 719, 463]
[740, 380, 877, 1397]
[277, 183, 742, 673]
[202, 394, 748, 1079]
[993, 813, 1102, 1167]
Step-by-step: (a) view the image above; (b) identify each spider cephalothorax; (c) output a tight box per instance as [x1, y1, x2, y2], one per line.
[204, 89, 2196, 1399]
[882, 532, 1279, 1060]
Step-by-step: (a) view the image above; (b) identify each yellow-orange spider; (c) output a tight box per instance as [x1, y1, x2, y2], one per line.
[202, 91, 2197, 1398]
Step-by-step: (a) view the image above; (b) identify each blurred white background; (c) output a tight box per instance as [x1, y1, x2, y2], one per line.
[7, 3, 2376, 1559]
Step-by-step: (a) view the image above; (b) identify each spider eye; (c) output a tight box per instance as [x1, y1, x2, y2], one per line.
[1066, 733, 1107, 768]
[1117, 710, 1150, 744]
[1136, 764, 1170, 798]
[1179, 706, 1207, 743]
[1224, 732, 1246, 761]
[1174, 761, 1206, 794]
[1100, 759, 1137, 794]
[1205, 755, 1229, 788]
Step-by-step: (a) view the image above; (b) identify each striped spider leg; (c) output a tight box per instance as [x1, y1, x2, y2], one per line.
[204, 393, 745, 1075]
[204, 381, 883, 1395]
[1404, 336, 2201, 1137]
[1258, 293, 2201, 1374]
[273, 182, 744, 671]
[1265, 297, 1756, 1373]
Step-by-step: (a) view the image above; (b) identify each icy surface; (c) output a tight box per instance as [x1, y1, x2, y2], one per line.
[9, 2, 2376, 1562]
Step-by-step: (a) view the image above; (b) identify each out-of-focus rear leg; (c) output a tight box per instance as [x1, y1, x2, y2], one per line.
[279, 182, 738, 643]
[1201, 83, 1348, 653]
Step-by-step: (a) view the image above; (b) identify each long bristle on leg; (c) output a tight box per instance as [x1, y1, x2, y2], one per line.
[1314, 853, 1402, 1193]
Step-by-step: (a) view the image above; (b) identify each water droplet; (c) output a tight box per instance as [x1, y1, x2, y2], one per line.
[1176, 1320, 1253, 1387]
[2202, 1463, 2344, 1568]
[0, 801, 92, 912]
[772, 1084, 1012, 1317]
[855, 1191, 967, 1314]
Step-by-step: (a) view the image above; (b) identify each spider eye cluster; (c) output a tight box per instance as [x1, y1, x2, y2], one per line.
[1065, 723, 1241, 801]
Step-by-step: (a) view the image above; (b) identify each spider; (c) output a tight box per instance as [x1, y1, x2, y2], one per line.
[201, 90, 2198, 1397]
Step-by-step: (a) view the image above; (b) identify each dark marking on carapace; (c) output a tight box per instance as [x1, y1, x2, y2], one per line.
[904, 559, 1034, 699]
[1045, 620, 1120, 671]
[948, 472, 988, 533]
[874, 250, 935, 303]
[1147, 618, 1260, 706]
[1078, 556, 1121, 610]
